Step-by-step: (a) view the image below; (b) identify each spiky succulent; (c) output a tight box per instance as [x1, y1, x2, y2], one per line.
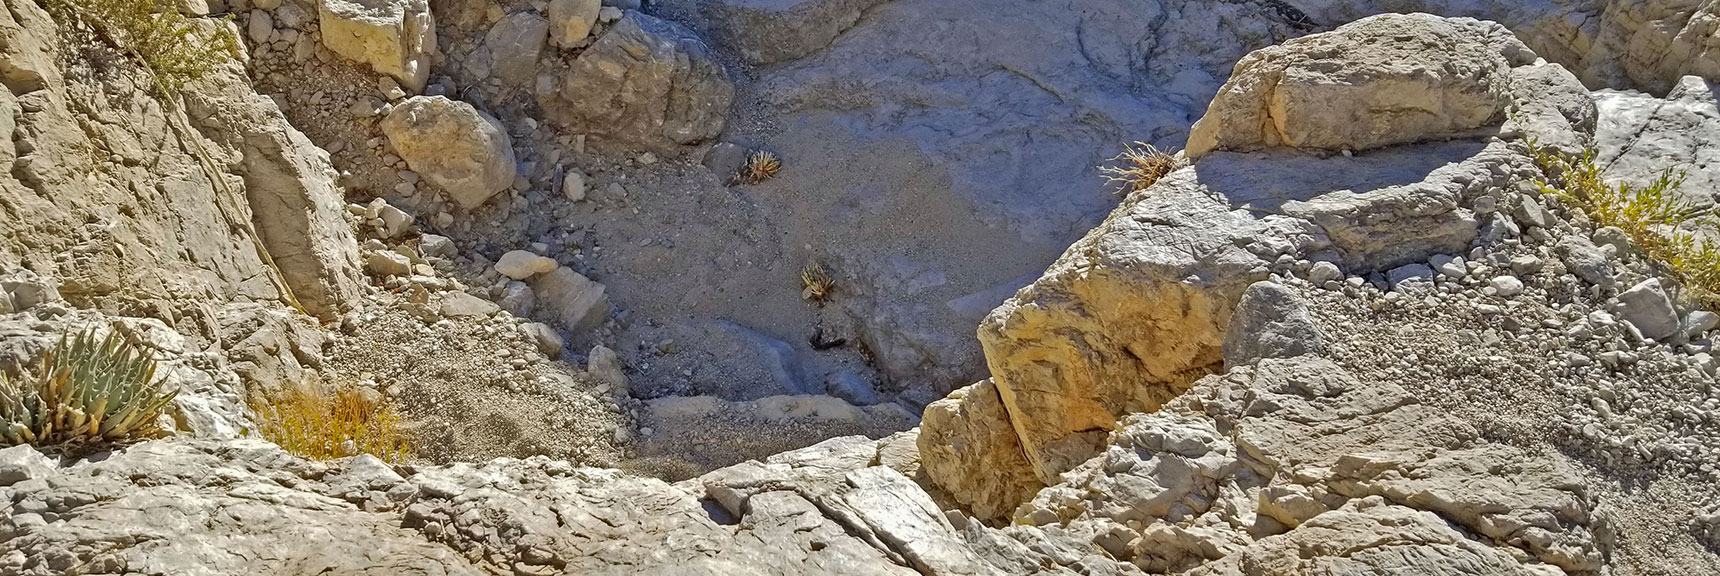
[801, 261, 835, 303]
[734, 150, 782, 185]
[0, 328, 177, 447]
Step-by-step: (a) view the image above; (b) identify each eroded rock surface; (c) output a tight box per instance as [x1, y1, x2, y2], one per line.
[319, 0, 436, 91]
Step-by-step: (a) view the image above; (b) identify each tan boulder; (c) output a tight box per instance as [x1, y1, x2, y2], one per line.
[1187, 14, 1528, 158]
[547, 0, 602, 47]
[379, 96, 517, 210]
[319, 0, 436, 92]
[916, 379, 1044, 521]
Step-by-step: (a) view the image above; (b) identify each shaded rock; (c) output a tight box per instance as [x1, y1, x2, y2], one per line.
[587, 344, 628, 397]
[498, 280, 535, 317]
[529, 267, 608, 333]
[1222, 281, 1324, 368]
[690, 0, 894, 65]
[484, 11, 549, 86]
[380, 96, 518, 210]
[319, 0, 436, 91]
[537, 11, 733, 154]
[521, 322, 564, 359]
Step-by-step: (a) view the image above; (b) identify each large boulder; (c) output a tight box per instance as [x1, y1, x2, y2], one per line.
[1582, 0, 1720, 94]
[483, 11, 549, 86]
[319, 0, 437, 92]
[185, 73, 366, 321]
[928, 14, 1595, 498]
[536, 11, 734, 155]
[379, 96, 518, 210]
[916, 379, 1044, 522]
[1188, 14, 1561, 158]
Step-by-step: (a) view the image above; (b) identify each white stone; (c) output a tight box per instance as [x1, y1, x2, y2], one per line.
[1489, 275, 1524, 297]
[495, 250, 558, 280]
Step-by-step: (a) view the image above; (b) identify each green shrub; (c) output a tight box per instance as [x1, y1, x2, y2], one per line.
[1528, 141, 1720, 308]
[48, 0, 240, 94]
[0, 328, 178, 447]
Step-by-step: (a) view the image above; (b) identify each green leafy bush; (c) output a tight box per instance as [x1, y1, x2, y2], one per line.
[48, 0, 240, 93]
[1528, 141, 1720, 308]
[0, 328, 178, 447]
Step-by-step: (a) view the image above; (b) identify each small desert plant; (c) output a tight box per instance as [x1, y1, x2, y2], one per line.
[733, 150, 783, 185]
[1101, 142, 1187, 194]
[801, 261, 835, 303]
[1528, 140, 1720, 308]
[47, 0, 240, 94]
[253, 385, 411, 463]
[0, 328, 178, 448]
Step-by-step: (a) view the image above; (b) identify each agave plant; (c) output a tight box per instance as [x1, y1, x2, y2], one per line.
[0, 328, 178, 447]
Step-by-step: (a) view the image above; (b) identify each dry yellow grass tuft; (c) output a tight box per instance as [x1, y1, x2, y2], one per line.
[800, 261, 835, 303]
[253, 385, 412, 463]
[734, 150, 783, 185]
[1100, 142, 1187, 194]
[1528, 140, 1720, 309]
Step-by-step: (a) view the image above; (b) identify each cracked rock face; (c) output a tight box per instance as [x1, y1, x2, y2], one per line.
[1188, 13, 1565, 158]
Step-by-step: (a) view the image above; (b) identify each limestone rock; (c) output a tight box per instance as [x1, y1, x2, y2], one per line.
[494, 250, 558, 280]
[439, 291, 499, 318]
[1222, 281, 1325, 368]
[1583, 0, 1720, 94]
[1188, 14, 1533, 157]
[484, 11, 549, 86]
[529, 267, 608, 333]
[366, 250, 412, 276]
[973, 139, 1531, 487]
[498, 280, 535, 317]
[380, 96, 518, 210]
[688, 0, 894, 65]
[548, 0, 602, 47]
[537, 11, 734, 155]
[1555, 235, 1616, 287]
[318, 0, 436, 92]
[1594, 76, 1720, 212]
[917, 379, 1044, 522]
[1617, 278, 1680, 340]
[587, 344, 627, 397]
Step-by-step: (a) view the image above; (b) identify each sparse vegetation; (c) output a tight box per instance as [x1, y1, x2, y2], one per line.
[253, 385, 412, 463]
[0, 328, 178, 448]
[47, 0, 240, 94]
[1100, 142, 1187, 194]
[1528, 141, 1720, 309]
[734, 150, 783, 185]
[800, 261, 835, 303]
